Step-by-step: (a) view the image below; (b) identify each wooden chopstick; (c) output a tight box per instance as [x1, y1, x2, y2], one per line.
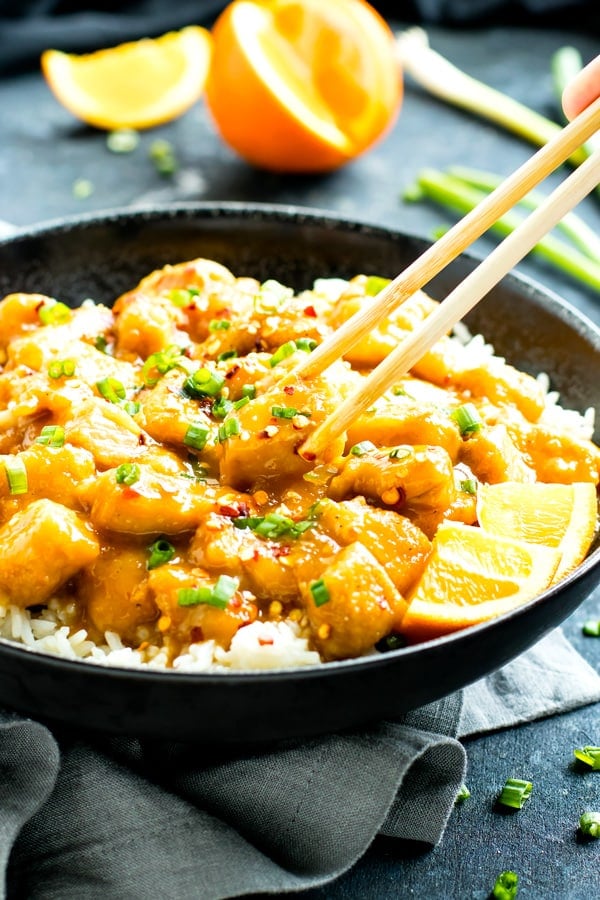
[299, 140, 600, 461]
[293, 95, 600, 386]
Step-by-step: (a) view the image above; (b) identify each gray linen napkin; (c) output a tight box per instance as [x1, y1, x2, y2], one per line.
[1, 627, 599, 900]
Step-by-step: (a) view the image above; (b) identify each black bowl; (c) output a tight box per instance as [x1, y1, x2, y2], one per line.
[0, 202, 598, 744]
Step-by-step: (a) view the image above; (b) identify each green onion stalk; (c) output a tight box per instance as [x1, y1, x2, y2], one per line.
[404, 168, 600, 292]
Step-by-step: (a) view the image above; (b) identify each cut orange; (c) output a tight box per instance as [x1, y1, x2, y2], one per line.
[205, 0, 402, 172]
[399, 522, 560, 643]
[477, 481, 598, 583]
[41, 26, 212, 130]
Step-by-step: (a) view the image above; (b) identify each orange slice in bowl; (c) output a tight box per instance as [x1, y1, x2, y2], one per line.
[399, 522, 561, 643]
[205, 0, 402, 172]
[477, 481, 598, 582]
[41, 26, 212, 130]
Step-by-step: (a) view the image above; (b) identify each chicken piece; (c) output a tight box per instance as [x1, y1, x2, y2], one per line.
[189, 511, 340, 603]
[112, 292, 189, 360]
[147, 563, 258, 649]
[78, 544, 158, 641]
[0, 498, 99, 607]
[508, 421, 600, 484]
[0, 293, 52, 352]
[219, 364, 352, 489]
[298, 541, 406, 660]
[0, 444, 96, 510]
[63, 397, 151, 469]
[317, 497, 431, 595]
[346, 402, 462, 461]
[217, 351, 272, 400]
[88, 465, 219, 535]
[328, 444, 456, 538]
[459, 424, 536, 484]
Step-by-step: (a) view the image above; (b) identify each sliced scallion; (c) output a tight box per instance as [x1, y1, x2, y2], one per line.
[183, 367, 225, 399]
[183, 423, 210, 451]
[389, 447, 411, 460]
[48, 359, 76, 379]
[142, 345, 184, 386]
[350, 441, 376, 457]
[310, 579, 330, 607]
[241, 384, 256, 399]
[365, 275, 391, 296]
[455, 784, 471, 803]
[209, 319, 231, 331]
[492, 870, 519, 900]
[582, 620, 600, 637]
[178, 574, 239, 609]
[233, 511, 317, 540]
[97, 377, 126, 403]
[233, 396, 250, 411]
[217, 418, 240, 442]
[268, 341, 297, 367]
[115, 463, 140, 486]
[211, 397, 234, 419]
[36, 425, 65, 448]
[4, 457, 28, 495]
[217, 350, 238, 362]
[579, 811, 600, 838]
[460, 478, 477, 494]
[450, 403, 483, 435]
[39, 300, 72, 326]
[169, 287, 199, 306]
[271, 406, 299, 419]
[147, 539, 175, 570]
[573, 746, 600, 770]
[295, 337, 318, 352]
[497, 778, 532, 810]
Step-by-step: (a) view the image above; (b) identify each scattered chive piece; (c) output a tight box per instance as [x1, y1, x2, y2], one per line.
[95, 335, 109, 353]
[147, 539, 175, 570]
[217, 418, 240, 442]
[183, 423, 210, 451]
[573, 746, 600, 770]
[460, 478, 477, 494]
[269, 341, 297, 367]
[217, 350, 238, 362]
[178, 574, 239, 609]
[72, 177, 94, 199]
[142, 345, 184, 386]
[450, 402, 483, 435]
[183, 367, 225, 399]
[4, 457, 28, 495]
[455, 784, 471, 803]
[350, 441, 376, 456]
[106, 128, 140, 153]
[48, 359, 76, 379]
[120, 400, 140, 416]
[389, 447, 411, 460]
[365, 275, 391, 296]
[39, 301, 72, 326]
[295, 337, 318, 352]
[36, 425, 65, 448]
[234, 512, 317, 540]
[96, 377, 126, 403]
[212, 397, 234, 419]
[233, 396, 250, 411]
[209, 319, 231, 331]
[582, 620, 600, 637]
[579, 811, 600, 838]
[492, 870, 519, 900]
[271, 406, 300, 419]
[149, 139, 178, 176]
[241, 384, 256, 399]
[169, 287, 199, 307]
[376, 633, 407, 652]
[115, 463, 140, 486]
[310, 579, 330, 607]
[497, 778, 532, 810]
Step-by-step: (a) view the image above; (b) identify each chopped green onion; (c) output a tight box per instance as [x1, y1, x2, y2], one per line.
[579, 811, 600, 839]
[183, 367, 225, 399]
[178, 574, 239, 609]
[39, 301, 72, 326]
[95, 335, 109, 353]
[48, 359, 76, 379]
[233, 511, 317, 540]
[97, 377, 126, 403]
[217, 418, 240, 442]
[212, 397, 234, 419]
[142, 345, 184, 386]
[365, 275, 391, 296]
[115, 463, 140, 486]
[241, 384, 256, 399]
[295, 337, 318, 352]
[233, 396, 250, 411]
[120, 400, 140, 416]
[183, 423, 210, 451]
[4, 457, 28, 495]
[169, 287, 199, 307]
[106, 128, 140, 153]
[460, 478, 477, 494]
[217, 350, 238, 362]
[147, 539, 175, 570]
[392, 385, 408, 396]
[271, 406, 299, 419]
[72, 177, 94, 199]
[209, 319, 231, 331]
[149, 139, 178, 176]
[389, 447, 411, 460]
[310, 579, 330, 607]
[497, 778, 532, 810]
[492, 870, 519, 900]
[350, 441, 376, 456]
[375, 633, 407, 652]
[582, 620, 600, 637]
[268, 341, 297, 367]
[450, 403, 483, 435]
[35, 425, 65, 448]
[573, 746, 600, 770]
[455, 784, 471, 803]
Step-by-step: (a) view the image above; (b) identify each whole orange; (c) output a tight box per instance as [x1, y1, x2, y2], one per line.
[205, 0, 402, 173]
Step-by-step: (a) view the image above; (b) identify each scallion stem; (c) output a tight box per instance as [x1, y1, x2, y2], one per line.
[579, 811, 600, 838]
[497, 778, 532, 810]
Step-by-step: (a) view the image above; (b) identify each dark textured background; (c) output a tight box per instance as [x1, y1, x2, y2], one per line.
[0, 6, 599, 898]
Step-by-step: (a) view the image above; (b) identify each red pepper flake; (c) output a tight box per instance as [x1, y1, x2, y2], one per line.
[229, 596, 242, 610]
[283, 385, 295, 395]
[219, 503, 247, 518]
[258, 429, 270, 439]
[258, 636, 274, 646]
[137, 433, 147, 445]
[122, 486, 141, 499]
[303, 305, 317, 318]
[272, 545, 291, 558]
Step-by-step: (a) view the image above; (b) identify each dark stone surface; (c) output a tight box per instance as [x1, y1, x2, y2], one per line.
[1, 18, 599, 898]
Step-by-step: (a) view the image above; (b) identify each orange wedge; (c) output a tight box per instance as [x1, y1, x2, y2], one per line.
[477, 481, 598, 583]
[41, 26, 212, 130]
[399, 522, 561, 643]
[205, 0, 401, 172]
